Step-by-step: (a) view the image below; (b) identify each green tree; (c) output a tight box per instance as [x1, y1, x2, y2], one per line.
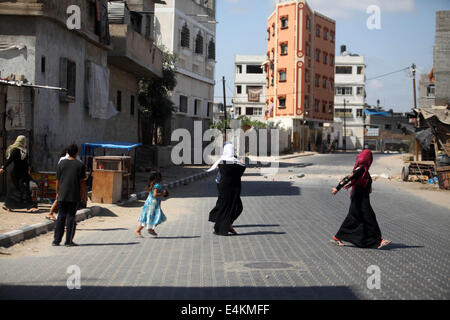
[138, 46, 177, 145]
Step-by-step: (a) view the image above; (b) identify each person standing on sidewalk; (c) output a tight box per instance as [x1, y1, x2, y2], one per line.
[52, 144, 86, 247]
[331, 149, 391, 249]
[0, 135, 39, 213]
[207, 142, 246, 236]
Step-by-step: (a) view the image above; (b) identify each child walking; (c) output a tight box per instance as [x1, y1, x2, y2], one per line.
[135, 171, 168, 237]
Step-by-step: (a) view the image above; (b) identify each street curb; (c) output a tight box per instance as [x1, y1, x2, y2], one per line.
[0, 169, 215, 248]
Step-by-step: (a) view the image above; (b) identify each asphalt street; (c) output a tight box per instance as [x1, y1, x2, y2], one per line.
[0, 153, 449, 300]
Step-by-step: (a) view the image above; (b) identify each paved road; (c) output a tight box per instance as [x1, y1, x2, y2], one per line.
[0, 153, 449, 300]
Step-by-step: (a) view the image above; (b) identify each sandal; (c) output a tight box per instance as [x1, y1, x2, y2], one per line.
[27, 208, 39, 213]
[46, 215, 56, 221]
[378, 239, 392, 249]
[2, 205, 13, 212]
[331, 236, 345, 246]
[148, 229, 158, 236]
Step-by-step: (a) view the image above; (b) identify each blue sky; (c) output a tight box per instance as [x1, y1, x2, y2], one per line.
[213, 0, 450, 113]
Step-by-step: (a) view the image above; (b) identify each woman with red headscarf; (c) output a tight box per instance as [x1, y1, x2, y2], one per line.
[331, 149, 391, 249]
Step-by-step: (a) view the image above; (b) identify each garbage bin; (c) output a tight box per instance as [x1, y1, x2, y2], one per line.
[92, 156, 131, 204]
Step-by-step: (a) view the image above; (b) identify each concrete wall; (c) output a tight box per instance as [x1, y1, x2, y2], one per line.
[434, 10, 450, 106]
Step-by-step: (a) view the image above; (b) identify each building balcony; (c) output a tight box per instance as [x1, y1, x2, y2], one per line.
[108, 24, 163, 78]
[335, 112, 354, 118]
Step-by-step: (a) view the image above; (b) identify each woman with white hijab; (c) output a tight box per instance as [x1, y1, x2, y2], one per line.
[207, 142, 246, 235]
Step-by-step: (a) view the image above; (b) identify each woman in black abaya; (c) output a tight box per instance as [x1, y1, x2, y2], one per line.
[331, 149, 391, 249]
[207, 142, 246, 236]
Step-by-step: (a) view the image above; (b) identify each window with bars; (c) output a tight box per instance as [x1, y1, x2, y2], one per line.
[195, 31, 203, 54]
[180, 23, 190, 48]
[208, 38, 215, 59]
[278, 96, 286, 108]
[130, 95, 135, 115]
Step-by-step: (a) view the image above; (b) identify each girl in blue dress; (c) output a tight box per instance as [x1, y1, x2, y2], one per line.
[135, 172, 168, 237]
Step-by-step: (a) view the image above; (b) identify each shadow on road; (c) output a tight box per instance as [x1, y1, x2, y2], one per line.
[76, 228, 129, 232]
[151, 236, 201, 239]
[379, 243, 424, 250]
[0, 284, 359, 300]
[234, 224, 280, 228]
[233, 231, 286, 236]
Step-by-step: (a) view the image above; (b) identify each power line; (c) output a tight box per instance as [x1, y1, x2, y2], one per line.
[366, 67, 410, 81]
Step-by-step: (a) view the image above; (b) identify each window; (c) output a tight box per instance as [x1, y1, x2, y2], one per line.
[208, 39, 215, 59]
[247, 65, 263, 74]
[322, 78, 327, 89]
[306, 16, 311, 31]
[330, 31, 335, 42]
[357, 87, 364, 96]
[237, 85, 242, 94]
[279, 69, 287, 82]
[236, 65, 242, 73]
[322, 102, 327, 113]
[314, 100, 319, 112]
[330, 55, 334, 66]
[335, 87, 353, 95]
[385, 124, 392, 130]
[195, 31, 203, 54]
[207, 102, 212, 117]
[278, 96, 286, 108]
[356, 109, 363, 117]
[305, 69, 310, 83]
[329, 80, 334, 90]
[194, 99, 201, 115]
[179, 95, 188, 113]
[323, 52, 328, 65]
[116, 90, 122, 112]
[305, 43, 310, 57]
[41, 56, 45, 73]
[427, 84, 435, 96]
[130, 95, 135, 115]
[315, 49, 320, 62]
[316, 25, 321, 37]
[280, 43, 288, 55]
[281, 16, 288, 28]
[304, 96, 309, 111]
[329, 103, 333, 114]
[267, 28, 270, 40]
[59, 58, 76, 102]
[235, 107, 241, 115]
[357, 66, 364, 74]
[180, 23, 190, 48]
[272, 23, 275, 36]
[323, 28, 328, 40]
[315, 74, 320, 87]
[336, 66, 352, 74]
[130, 12, 142, 34]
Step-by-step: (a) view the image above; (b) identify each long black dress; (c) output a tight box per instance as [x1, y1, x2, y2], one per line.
[2, 148, 37, 210]
[335, 167, 382, 248]
[209, 162, 246, 235]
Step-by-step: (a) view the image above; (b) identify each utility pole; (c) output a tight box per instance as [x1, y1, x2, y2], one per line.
[222, 76, 227, 128]
[411, 63, 419, 160]
[343, 99, 347, 152]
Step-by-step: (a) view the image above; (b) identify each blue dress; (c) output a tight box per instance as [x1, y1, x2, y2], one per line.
[138, 183, 167, 228]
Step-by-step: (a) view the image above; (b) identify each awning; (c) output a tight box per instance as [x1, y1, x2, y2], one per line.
[414, 106, 450, 125]
[81, 142, 143, 157]
[364, 109, 390, 116]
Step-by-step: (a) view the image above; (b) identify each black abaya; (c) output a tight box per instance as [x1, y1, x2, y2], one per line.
[2, 148, 37, 210]
[335, 167, 382, 248]
[209, 162, 246, 235]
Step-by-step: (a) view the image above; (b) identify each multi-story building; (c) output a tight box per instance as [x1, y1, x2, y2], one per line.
[0, 0, 164, 171]
[233, 55, 267, 122]
[434, 10, 450, 107]
[266, 0, 335, 152]
[333, 45, 366, 150]
[418, 70, 436, 109]
[154, 0, 216, 147]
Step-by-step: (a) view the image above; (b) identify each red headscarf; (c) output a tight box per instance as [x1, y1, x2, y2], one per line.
[345, 149, 373, 193]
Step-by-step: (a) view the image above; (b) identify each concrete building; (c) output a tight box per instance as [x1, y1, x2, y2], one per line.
[266, 0, 335, 152]
[233, 55, 267, 122]
[418, 70, 436, 109]
[212, 102, 233, 123]
[333, 45, 366, 150]
[154, 0, 216, 145]
[0, 0, 164, 171]
[434, 10, 450, 107]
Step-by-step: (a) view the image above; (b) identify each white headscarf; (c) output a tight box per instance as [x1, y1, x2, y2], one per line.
[207, 142, 245, 172]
